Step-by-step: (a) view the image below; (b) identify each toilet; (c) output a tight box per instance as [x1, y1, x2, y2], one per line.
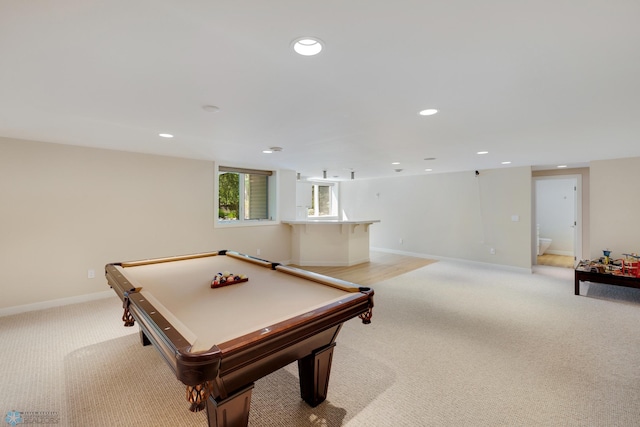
[536, 225, 552, 255]
[538, 237, 552, 256]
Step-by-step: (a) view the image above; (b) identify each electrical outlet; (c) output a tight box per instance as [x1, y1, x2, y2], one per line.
[87, 269, 95, 279]
[256, 249, 261, 256]
[399, 238, 403, 244]
[490, 248, 496, 255]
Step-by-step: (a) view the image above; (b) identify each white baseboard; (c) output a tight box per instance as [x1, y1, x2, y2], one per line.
[371, 247, 533, 274]
[0, 290, 115, 317]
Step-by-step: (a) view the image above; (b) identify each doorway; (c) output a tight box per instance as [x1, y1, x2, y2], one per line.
[533, 175, 582, 268]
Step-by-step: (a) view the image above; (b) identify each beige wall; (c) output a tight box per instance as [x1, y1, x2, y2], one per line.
[4, 136, 639, 311]
[590, 157, 640, 260]
[0, 137, 292, 310]
[340, 167, 533, 269]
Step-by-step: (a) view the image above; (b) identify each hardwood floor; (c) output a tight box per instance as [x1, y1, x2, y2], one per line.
[288, 251, 437, 286]
[537, 254, 575, 268]
[290, 252, 574, 285]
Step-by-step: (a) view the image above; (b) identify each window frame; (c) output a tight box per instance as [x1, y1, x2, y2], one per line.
[306, 180, 339, 219]
[215, 165, 278, 228]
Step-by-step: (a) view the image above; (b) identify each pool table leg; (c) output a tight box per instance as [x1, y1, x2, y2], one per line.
[298, 342, 336, 407]
[140, 330, 151, 346]
[205, 383, 254, 427]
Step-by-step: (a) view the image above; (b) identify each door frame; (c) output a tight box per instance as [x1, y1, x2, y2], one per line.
[532, 174, 582, 265]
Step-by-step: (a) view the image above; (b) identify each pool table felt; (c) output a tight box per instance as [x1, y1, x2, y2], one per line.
[117, 255, 354, 352]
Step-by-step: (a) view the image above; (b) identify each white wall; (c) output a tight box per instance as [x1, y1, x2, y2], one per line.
[340, 167, 533, 269]
[0, 137, 293, 310]
[590, 157, 640, 260]
[535, 178, 575, 255]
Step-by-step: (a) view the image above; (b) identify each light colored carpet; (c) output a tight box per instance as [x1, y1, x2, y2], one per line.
[2, 261, 640, 426]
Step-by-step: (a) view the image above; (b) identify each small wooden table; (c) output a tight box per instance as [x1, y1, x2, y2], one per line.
[575, 262, 640, 295]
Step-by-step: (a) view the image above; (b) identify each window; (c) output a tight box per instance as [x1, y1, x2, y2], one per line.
[217, 166, 275, 223]
[308, 182, 338, 218]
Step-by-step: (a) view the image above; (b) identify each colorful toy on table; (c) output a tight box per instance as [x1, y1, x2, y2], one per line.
[622, 253, 640, 278]
[578, 249, 640, 277]
[211, 270, 248, 288]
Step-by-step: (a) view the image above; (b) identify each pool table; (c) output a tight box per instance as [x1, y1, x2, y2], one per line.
[105, 250, 374, 427]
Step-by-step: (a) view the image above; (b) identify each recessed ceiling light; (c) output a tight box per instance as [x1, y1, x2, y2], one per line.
[292, 37, 324, 56]
[477, 151, 489, 155]
[159, 133, 174, 138]
[557, 165, 568, 168]
[391, 162, 400, 165]
[418, 109, 438, 116]
[263, 146, 283, 154]
[425, 168, 433, 172]
[501, 161, 511, 165]
[424, 157, 436, 161]
[202, 105, 220, 113]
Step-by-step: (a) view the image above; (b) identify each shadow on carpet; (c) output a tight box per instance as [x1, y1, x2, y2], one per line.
[64, 334, 394, 426]
[585, 282, 640, 305]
